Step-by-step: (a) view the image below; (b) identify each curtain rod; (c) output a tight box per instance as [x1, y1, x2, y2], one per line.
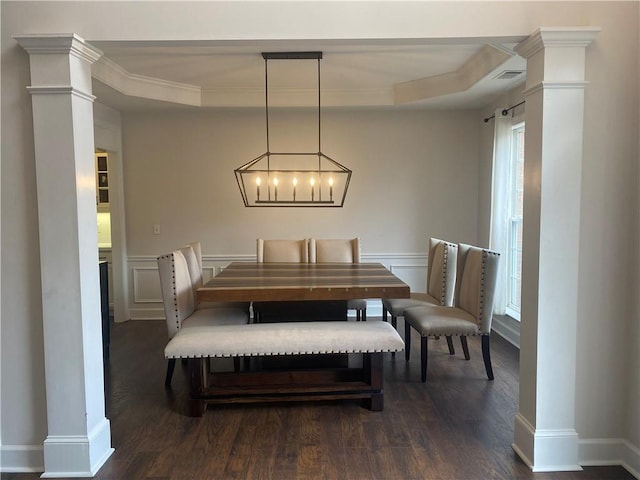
[483, 100, 526, 123]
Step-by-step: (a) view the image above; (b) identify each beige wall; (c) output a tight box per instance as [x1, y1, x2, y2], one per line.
[122, 108, 480, 257]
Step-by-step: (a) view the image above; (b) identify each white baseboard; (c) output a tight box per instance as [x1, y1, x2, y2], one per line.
[129, 307, 165, 321]
[514, 414, 639, 477]
[0, 445, 44, 473]
[580, 438, 640, 479]
[492, 314, 520, 348]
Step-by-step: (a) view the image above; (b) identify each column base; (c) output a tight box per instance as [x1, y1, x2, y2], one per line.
[41, 418, 113, 478]
[513, 413, 582, 472]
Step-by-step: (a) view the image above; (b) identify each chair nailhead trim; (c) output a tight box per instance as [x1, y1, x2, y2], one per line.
[440, 245, 448, 305]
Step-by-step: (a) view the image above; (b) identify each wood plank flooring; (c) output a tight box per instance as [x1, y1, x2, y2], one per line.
[4, 318, 635, 480]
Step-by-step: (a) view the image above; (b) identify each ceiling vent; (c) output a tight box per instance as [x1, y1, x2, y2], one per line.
[494, 70, 524, 80]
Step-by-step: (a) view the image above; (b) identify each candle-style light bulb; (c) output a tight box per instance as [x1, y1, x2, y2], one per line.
[328, 177, 334, 201]
[293, 177, 298, 201]
[273, 177, 279, 201]
[256, 177, 261, 201]
[310, 177, 315, 201]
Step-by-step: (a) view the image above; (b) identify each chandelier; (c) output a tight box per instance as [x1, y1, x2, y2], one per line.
[234, 52, 352, 207]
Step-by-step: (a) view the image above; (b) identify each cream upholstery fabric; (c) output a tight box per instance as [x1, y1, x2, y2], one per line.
[257, 238, 309, 263]
[165, 320, 404, 358]
[158, 249, 250, 386]
[183, 242, 204, 289]
[382, 293, 439, 316]
[180, 242, 249, 312]
[382, 238, 458, 319]
[457, 248, 484, 322]
[309, 238, 366, 315]
[402, 304, 478, 336]
[427, 242, 446, 300]
[158, 250, 196, 339]
[405, 243, 500, 337]
[157, 250, 250, 339]
[454, 244, 500, 334]
[182, 307, 249, 329]
[308, 238, 360, 264]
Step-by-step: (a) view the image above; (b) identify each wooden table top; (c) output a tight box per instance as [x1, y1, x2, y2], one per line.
[197, 262, 410, 303]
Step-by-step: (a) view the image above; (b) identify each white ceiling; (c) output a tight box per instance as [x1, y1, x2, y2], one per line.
[90, 39, 526, 111]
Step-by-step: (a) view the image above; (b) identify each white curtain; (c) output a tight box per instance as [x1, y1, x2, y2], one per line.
[488, 108, 512, 315]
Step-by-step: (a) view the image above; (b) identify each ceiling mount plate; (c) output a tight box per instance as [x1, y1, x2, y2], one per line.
[262, 52, 323, 60]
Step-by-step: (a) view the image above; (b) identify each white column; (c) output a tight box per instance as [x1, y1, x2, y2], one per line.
[15, 34, 114, 477]
[512, 28, 599, 472]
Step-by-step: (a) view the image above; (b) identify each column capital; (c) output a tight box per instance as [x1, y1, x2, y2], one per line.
[515, 27, 600, 59]
[14, 33, 102, 64]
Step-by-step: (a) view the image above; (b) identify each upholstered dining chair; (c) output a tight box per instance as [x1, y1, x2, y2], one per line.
[308, 237, 367, 321]
[381, 238, 458, 353]
[256, 238, 310, 263]
[254, 238, 310, 321]
[157, 249, 250, 387]
[179, 242, 250, 313]
[403, 244, 500, 382]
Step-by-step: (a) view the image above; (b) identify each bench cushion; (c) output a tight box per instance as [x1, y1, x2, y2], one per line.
[165, 320, 404, 358]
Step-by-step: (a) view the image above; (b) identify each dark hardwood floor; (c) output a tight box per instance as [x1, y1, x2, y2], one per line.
[4, 318, 635, 480]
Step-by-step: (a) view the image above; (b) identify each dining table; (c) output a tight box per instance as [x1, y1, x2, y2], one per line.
[197, 261, 411, 322]
[197, 261, 410, 303]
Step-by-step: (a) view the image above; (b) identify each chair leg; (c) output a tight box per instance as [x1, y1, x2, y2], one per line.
[391, 315, 397, 330]
[362, 308, 366, 322]
[460, 336, 470, 360]
[482, 336, 494, 380]
[404, 320, 411, 362]
[421, 336, 428, 382]
[165, 358, 176, 387]
[446, 336, 455, 355]
[382, 306, 388, 322]
[233, 357, 241, 372]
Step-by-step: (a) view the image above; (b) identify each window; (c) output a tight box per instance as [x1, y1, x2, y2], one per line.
[506, 123, 524, 319]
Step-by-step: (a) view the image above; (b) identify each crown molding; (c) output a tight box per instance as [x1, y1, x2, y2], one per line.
[92, 56, 201, 106]
[14, 33, 102, 64]
[515, 27, 601, 59]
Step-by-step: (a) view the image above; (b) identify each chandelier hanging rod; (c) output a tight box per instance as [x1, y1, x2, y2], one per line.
[262, 51, 323, 155]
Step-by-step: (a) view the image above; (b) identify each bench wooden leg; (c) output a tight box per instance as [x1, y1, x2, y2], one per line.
[370, 393, 383, 411]
[363, 352, 384, 411]
[187, 358, 207, 417]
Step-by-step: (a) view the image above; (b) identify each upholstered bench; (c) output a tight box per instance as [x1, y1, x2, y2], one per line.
[165, 321, 404, 416]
